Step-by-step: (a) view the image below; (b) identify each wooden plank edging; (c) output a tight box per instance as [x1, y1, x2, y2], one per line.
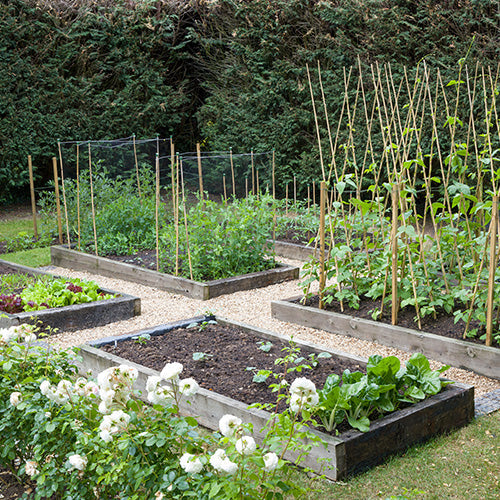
[271, 298, 500, 380]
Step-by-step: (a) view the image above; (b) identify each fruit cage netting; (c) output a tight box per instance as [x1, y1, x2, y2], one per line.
[57, 137, 275, 201]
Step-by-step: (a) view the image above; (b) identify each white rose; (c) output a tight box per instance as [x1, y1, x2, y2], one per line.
[235, 435, 256, 456]
[179, 453, 203, 474]
[40, 380, 52, 396]
[99, 429, 113, 443]
[68, 454, 88, 471]
[263, 452, 279, 472]
[209, 449, 238, 475]
[10, 391, 22, 407]
[179, 378, 199, 397]
[160, 362, 183, 381]
[289, 377, 317, 397]
[218, 414, 242, 437]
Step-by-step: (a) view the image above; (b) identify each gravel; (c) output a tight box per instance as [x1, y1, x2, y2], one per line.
[44, 258, 500, 397]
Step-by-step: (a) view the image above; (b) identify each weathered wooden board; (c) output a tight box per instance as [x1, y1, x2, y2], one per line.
[271, 298, 500, 380]
[51, 245, 299, 300]
[269, 239, 319, 261]
[0, 259, 141, 331]
[77, 316, 474, 481]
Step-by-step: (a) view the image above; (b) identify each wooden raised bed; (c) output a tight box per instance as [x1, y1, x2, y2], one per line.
[269, 239, 319, 261]
[0, 259, 141, 332]
[76, 316, 474, 481]
[51, 245, 299, 300]
[271, 297, 500, 381]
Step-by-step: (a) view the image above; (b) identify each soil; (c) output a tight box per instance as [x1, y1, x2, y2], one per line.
[299, 295, 500, 349]
[103, 249, 159, 271]
[0, 466, 45, 500]
[276, 227, 317, 245]
[99, 321, 365, 415]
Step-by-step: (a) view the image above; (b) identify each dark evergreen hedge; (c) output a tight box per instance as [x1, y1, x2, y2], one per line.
[1, 0, 498, 203]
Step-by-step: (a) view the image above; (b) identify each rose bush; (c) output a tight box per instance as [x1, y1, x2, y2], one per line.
[0, 324, 323, 499]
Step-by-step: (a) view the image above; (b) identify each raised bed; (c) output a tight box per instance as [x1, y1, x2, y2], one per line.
[269, 239, 319, 261]
[51, 245, 299, 300]
[271, 297, 500, 381]
[76, 316, 474, 481]
[0, 259, 141, 332]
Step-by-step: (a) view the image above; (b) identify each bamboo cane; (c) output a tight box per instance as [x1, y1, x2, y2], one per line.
[27, 155, 38, 239]
[76, 144, 81, 252]
[485, 195, 498, 346]
[170, 138, 175, 208]
[58, 141, 71, 246]
[306, 63, 326, 180]
[175, 154, 180, 276]
[251, 149, 255, 195]
[155, 154, 160, 272]
[230, 147, 236, 197]
[52, 157, 63, 244]
[293, 175, 297, 209]
[391, 184, 399, 325]
[133, 134, 142, 199]
[272, 149, 276, 199]
[319, 181, 327, 309]
[87, 145, 98, 256]
[223, 174, 227, 205]
[285, 183, 288, 217]
[180, 160, 193, 280]
[196, 142, 204, 200]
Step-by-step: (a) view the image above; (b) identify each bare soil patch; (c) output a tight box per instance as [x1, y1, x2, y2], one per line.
[99, 321, 365, 413]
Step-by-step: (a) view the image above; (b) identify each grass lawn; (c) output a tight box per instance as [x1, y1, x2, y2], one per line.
[0, 247, 51, 267]
[295, 412, 499, 499]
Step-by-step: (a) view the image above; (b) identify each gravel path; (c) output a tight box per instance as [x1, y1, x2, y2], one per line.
[44, 258, 500, 397]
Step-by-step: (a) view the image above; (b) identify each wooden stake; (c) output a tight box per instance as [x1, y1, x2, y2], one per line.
[391, 184, 399, 325]
[155, 154, 160, 272]
[133, 134, 142, 199]
[58, 141, 71, 246]
[223, 174, 227, 204]
[27, 155, 38, 239]
[88, 144, 98, 256]
[319, 181, 327, 309]
[285, 183, 289, 217]
[180, 160, 193, 280]
[52, 157, 63, 244]
[230, 147, 236, 197]
[293, 175, 297, 209]
[486, 195, 498, 346]
[272, 149, 276, 199]
[245, 177, 248, 198]
[175, 154, 180, 276]
[170, 138, 175, 208]
[251, 149, 255, 195]
[76, 144, 81, 252]
[313, 180, 316, 206]
[307, 185, 310, 213]
[196, 142, 204, 199]
[256, 169, 260, 199]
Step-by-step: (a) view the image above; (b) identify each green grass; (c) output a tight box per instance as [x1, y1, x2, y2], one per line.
[287, 412, 499, 500]
[1, 247, 51, 267]
[0, 216, 39, 240]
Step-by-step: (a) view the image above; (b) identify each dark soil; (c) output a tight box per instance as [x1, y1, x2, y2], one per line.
[104, 249, 159, 271]
[299, 295, 499, 349]
[276, 227, 317, 245]
[0, 466, 39, 500]
[100, 322, 365, 414]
